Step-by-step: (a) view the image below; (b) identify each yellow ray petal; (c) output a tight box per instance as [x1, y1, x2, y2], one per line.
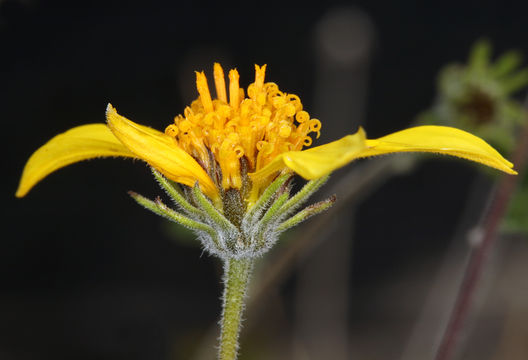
[361, 125, 517, 174]
[250, 128, 367, 181]
[16, 124, 136, 198]
[250, 125, 516, 182]
[105, 104, 219, 199]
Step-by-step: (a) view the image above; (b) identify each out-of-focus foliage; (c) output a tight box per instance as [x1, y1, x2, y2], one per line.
[420, 39, 528, 235]
[419, 39, 528, 154]
[163, 220, 199, 246]
[504, 171, 528, 234]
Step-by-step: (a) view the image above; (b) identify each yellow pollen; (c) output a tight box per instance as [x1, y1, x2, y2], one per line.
[165, 64, 321, 195]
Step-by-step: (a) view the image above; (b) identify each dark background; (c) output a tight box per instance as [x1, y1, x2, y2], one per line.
[2, 1, 527, 359]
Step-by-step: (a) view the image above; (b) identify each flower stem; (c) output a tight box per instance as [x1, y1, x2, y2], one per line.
[219, 257, 253, 360]
[434, 112, 528, 360]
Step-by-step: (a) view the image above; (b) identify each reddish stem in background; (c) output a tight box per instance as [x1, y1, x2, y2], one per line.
[434, 118, 528, 360]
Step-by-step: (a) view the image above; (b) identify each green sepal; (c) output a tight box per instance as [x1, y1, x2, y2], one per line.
[258, 192, 289, 227]
[242, 174, 291, 231]
[129, 191, 221, 248]
[278, 175, 329, 217]
[253, 192, 290, 249]
[245, 174, 291, 217]
[192, 182, 239, 235]
[151, 168, 204, 218]
[277, 195, 336, 232]
[129, 190, 168, 218]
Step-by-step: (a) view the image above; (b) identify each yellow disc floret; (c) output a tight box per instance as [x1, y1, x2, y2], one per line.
[164, 63, 321, 191]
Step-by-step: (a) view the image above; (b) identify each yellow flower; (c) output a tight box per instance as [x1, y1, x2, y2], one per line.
[16, 64, 516, 203]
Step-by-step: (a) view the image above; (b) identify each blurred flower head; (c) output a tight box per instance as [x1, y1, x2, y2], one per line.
[422, 39, 528, 153]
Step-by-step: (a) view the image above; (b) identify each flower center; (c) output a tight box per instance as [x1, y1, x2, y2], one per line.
[164, 63, 321, 191]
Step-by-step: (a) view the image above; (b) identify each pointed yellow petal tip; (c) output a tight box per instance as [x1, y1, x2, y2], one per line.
[105, 104, 220, 201]
[249, 125, 516, 184]
[362, 126, 517, 175]
[16, 121, 136, 198]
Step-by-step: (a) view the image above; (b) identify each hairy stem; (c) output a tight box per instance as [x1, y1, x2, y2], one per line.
[219, 258, 253, 360]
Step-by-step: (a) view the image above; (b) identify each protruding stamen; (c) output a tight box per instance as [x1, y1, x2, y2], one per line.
[309, 119, 322, 139]
[171, 64, 322, 194]
[229, 69, 240, 110]
[219, 134, 244, 189]
[254, 64, 267, 91]
[214, 63, 227, 103]
[165, 124, 179, 137]
[196, 71, 214, 113]
[296, 111, 310, 123]
[279, 124, 292, 138]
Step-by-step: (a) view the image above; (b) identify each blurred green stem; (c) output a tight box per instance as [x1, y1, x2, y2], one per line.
[219, 257, 253, 360]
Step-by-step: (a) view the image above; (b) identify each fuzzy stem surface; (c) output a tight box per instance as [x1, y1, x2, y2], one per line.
[219, 257, 253, 360]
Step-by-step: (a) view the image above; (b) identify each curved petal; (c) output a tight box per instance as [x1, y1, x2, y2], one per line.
[250, 128, 367, 180]
[361, 126, 517, 174]
[105, 104, 219, 200]
[16, 124, 136, 197]
[250, 125, 516, 181]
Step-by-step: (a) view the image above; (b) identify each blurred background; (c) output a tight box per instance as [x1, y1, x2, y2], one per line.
[2, 0, 527, 359]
